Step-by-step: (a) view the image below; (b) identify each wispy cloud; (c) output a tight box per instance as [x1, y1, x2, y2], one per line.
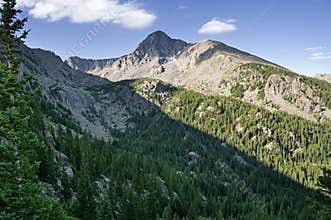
[177, 1, 188, 10]
[15, 0, 156, 29]
[198, 18, 237, 35]
[310, 53, 331, 60]
[224, 19, 237, 23]
[304, 46, 326, 52]
[177, 5, 188, 10]
[305, 46, 331, 60]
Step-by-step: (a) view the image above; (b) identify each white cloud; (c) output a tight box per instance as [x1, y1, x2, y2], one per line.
[15, 0, 156, 29]
[305, 46, 331, 60]
[304, 46, 326, 52]
[177, 5, 188, 10]
[310, 53, 331, 60]
[224, 19, 237, 23]
[198, 18, 237, 35]
[177, 1, 188, 10]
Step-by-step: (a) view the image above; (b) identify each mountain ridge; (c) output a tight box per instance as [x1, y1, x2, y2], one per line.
[133, 30, 188, 59]
[65, 30, 277, 97]
[315, 73, 331, 83]
[64, 31, 331, 122]
[65, 56, 117, 74]
[17, 39, 331, 219]
[66, 31, 274, 73]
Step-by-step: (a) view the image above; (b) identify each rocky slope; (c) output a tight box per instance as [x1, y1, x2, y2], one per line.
[220, 64, 331, 121]
[19, 43, 331, 209]
[66, 31, 331, 121]
[65, 56, 116, 75]
[315, 73, 331, 83]
[11, 28, 331, 219]
[66, 31, 272, 93]
[21, 45, 157, 140]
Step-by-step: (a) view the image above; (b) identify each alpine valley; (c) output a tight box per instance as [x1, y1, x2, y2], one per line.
[16, 31, 331, 219]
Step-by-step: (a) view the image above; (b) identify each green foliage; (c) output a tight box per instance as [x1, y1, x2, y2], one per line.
[230, 83, 245, 98]
[318, 170, 331, 198]
[48, 97, 323, 219]
[0, 58, 67, 220]
[165, 89, 331, 189]
[301, 77, 331, 109]
[309, 170, 331, 219]
[13, 68, 327, 220]
[0, 0, 29, 69]
[0, 1, 68, 219]
[257, 88, 265, 100]
[238, 63, 331, 108]
[41, 78, 331, 219]
[240, 63, 297, 79]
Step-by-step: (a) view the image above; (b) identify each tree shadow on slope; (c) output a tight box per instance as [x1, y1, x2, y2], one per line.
[87, 79, 328, 220]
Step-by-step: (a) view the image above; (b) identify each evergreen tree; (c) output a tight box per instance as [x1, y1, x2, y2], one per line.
[96, 193, 113, 220]
[76, 139, 96, 220]
[318, 170, 331, 198]
[314, 170, 331, 218]
[0, 0, 67, 219]
[0, 0, 28, 69]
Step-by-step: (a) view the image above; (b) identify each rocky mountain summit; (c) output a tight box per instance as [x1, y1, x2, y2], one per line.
[134, 30, 188, 59]
[65, 31, 331, 121]
[16, 31, 331, 140]
[66, 31, 272, 88]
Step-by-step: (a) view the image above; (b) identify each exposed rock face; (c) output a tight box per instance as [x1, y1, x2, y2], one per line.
[22, 46, 108, 87]
[41, 182, 57, 197]
[41, 131, 75, 200]
[134, 30, 188, 59]
[315, 73, 331, 83]
[64, 31, 331, 122]
[55, 151, 74, 181]
[264, 75, 320, 121]
[217, 63, 331, 121]
[65, 57, 116, 74]
[95, 176, 110, 195]
[21, 45, 158, 140]
[66, 31, 273, 96]
[133, 79, 175, 106]
[24, 30, 331, 123]
[264, 142, 279, 153]
[22, 46, 114, 139]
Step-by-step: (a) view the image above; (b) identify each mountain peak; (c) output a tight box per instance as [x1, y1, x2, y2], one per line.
[134, 30, 187, 59]
[147, 30, 172, 39]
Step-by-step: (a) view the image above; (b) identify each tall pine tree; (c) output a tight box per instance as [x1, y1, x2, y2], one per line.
[314, 170, 331, 218]
[0, 0, 67, 219]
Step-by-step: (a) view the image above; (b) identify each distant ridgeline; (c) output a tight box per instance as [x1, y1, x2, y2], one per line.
[18, 31, 331, 219]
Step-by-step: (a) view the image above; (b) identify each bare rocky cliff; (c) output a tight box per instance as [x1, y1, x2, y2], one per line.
[65, 31, 331, 121]
[315, 73, 331, 83]
[133, 30, 188, 59]
[65, 31, 274, 95]
[65, 56, 117, 75]
[21, 45, 158, 140]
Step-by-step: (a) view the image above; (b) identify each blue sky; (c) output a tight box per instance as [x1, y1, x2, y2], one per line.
[16, 0, 331, 76]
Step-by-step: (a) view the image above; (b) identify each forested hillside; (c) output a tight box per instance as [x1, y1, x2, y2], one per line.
[28, 79, 330, 219]
[0, 1, 68, 218]
[1, 1, 330, 219]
